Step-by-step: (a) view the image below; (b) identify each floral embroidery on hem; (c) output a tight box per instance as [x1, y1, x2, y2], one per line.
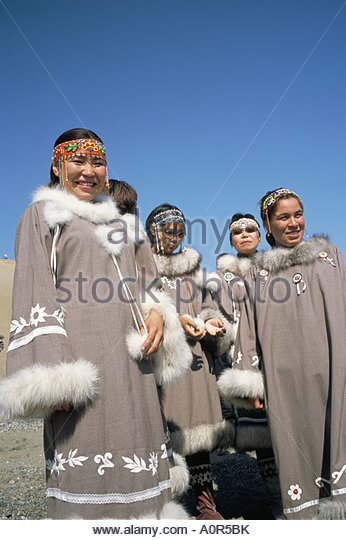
[288, 484, 302, 501]
[10, 304, 64, 335]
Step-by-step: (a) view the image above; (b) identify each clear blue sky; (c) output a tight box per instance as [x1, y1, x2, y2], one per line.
[1, 0, 345, 270]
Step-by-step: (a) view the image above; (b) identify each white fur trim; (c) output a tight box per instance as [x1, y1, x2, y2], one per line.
[170, 453, 190, 498]
[139, 290, 193, 386]
[318, 499, 346, 520]
[217, 253, 255, 278]
[126, 329, 147, 361]
[154, 248, 201, 278]
[169, 419, 235, 456]
[94, 224, 124, 257]
[256, 236, 330, 275]
[136, 501, 190, 520]
[217, 368, 264, 409]
[235, 423, 272, 451]
[183, 314, 205, 331]
[0, 359, 98, 419]
[34, 186, 119, 226]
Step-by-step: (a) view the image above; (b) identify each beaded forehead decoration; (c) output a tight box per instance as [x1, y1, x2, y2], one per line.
[230, 218, 259, 234]
[53, 139, 106, 161]
[53, 138, 109, 188]
[152, 209, 185, 227]
[152, 209, 185, 255]
[261, 188, 301, 216]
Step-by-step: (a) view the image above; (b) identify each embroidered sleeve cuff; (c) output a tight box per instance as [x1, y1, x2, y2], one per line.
[217, 368, 264, 410]
[0, 359, 98, 419]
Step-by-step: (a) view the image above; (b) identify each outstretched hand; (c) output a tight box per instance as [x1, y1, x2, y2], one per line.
[179, 315, 206, 341]
[205, 318, 226, 337]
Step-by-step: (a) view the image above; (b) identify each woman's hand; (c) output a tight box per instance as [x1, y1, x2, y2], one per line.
[204, 318, 226, 337]
[249, 397, 264, 410]
[140, 309, 164, 357]
[179, 315, 206, 341]
[53, 402, 71, 412]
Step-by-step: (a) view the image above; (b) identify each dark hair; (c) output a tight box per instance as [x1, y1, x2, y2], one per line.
[49, 128, 104, 186]
[259, 188, 304, 246]
[145, 204, 185, 245]
[109, 179, 138, 215]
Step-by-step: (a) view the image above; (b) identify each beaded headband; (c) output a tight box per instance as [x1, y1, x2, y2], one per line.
[53, 139, 106, 161]
[261, 189, 301, 216]
[53, 138, 109, 188]
[152, 209, 185, 227]
[230, 218, 260, 234]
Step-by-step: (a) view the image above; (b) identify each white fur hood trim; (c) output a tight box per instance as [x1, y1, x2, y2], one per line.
[217, 253, 255, 278]
[256, 236, 330, 275]
[33, 185, 120, 227]
[0, 359, 98, 419]
[154, 248, 201, 278]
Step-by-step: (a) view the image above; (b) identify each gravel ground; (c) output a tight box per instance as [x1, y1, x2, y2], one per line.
[0, 418, 277, 520]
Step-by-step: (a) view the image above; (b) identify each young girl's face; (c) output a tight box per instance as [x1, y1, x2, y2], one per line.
[160, 221, 186, 254]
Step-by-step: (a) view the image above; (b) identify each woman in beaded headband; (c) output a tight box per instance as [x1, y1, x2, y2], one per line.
[50, 128, 109, 201]
[260, 188, 305, 247]
[145, 203, 186, 255]
[229, 213, 261, 256]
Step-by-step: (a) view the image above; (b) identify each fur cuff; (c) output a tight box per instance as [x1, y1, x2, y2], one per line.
[170, 453, 190, 498]
[136, 501, 190, 520]
[200, 307, 236, 355]
[318, 499, 346, 520]
[138, 290, 193, 386]
[0, 359, 98, 419]
[169, 419, 235, 456]
[217, 368, 264, 410]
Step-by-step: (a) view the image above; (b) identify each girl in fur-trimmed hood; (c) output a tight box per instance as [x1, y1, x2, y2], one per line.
[146, 204, 235, 520]
[218, 188, 346, 520]
[0, 129, 191, 520]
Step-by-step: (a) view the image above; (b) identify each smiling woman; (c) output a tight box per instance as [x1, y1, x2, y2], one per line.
[0, 128, 192, 520]
[218, 187, 346, 520]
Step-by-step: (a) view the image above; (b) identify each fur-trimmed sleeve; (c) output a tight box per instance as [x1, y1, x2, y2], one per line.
[0, 204, 98, 419]
[127, 236, 192, 386]
[199, 289, 236, 357]
[217, 270, 264, 410]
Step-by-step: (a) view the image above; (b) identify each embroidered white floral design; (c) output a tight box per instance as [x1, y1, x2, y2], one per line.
[161, 444, 168, 459]
[251, 355, 259, 367]
[65, 449, 89, 468]
[161, 276, 184, 290]
[47, 449, 89, 476]
[10, 304, 64, 335]
[148, 452, 159, 476]
[315, 477, 330, 488]
[234, 351, 242, 364]
[94, 453, 115, 476]
[288, 484, 302, 501]
[331, 464, 346, 484]
[122, 452, 159, 476]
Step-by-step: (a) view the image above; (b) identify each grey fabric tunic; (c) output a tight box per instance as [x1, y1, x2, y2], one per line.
[154, 248, 233, 457]
[215, 254, 272, 451]
[218, 237, 346, 519]
[1, 186, 189, 519]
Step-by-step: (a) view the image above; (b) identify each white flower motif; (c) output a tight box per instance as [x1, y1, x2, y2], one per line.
[52, 309, 65, 326]
[288, 484, 302, 501]
[122, 454, 149, 473]
[66, 448, 89, 467]
[148, 452, 159, 476]
[10, 317, 29, 335]
[251, 355, 259, 367]
[161, 444, 168, 460]
[51, 450, 67, 475]
[29, 304, 48, 327]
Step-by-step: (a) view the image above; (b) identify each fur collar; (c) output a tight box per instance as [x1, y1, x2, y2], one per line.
[217, 253, 256, 278]
[256, 236, 330, 274]
[33, 185, 145, 257]
[33, 185, 120, 227]
[153, 248, 201, 278]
